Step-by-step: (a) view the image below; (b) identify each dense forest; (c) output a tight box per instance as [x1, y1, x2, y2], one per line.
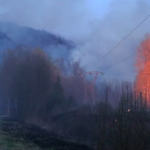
[0, 23, 150, 150]
[0, 46, 150, 150]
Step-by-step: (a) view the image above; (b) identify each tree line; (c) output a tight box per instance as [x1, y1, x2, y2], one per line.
[0, 46, 150, 150]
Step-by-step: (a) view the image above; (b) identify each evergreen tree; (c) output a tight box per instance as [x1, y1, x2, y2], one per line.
[47, 75, 66, 115]
[53, 76, 65, 102]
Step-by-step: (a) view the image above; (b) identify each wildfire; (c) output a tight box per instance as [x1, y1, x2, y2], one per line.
[135, 34, 150, 104]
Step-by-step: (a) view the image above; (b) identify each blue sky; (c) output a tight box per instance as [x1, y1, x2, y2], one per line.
[0, 0, 112, 18]
[87, 0, 113, 18]
[0, 6, 7, 14]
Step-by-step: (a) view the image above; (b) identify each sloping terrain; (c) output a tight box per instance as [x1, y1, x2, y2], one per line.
[0, 22, 74, 49]
[0, 117, 93, 150]
[0, 22, 75, 61]
[0, 30, 16, 51]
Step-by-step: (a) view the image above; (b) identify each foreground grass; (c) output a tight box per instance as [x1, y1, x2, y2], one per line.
[0, 132, 42, 150]
[0, 117, 92, 150]
[0, 119, 42, 150]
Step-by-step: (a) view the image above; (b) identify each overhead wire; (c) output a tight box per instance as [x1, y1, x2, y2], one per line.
[108, 64, 134, 72]
[101, 46, 149, 71]
[84, 14, 150, 70]
[101, 52, 136, 71]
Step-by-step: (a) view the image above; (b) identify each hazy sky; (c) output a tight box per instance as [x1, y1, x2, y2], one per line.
[0, 0, 112, 39]
[0, 0, 150, 82]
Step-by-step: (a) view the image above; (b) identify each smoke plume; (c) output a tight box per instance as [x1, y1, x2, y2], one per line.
[0, 0, 150, 81]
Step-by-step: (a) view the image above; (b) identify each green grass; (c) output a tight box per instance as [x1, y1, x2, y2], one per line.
[0, 118, 91, 150]
[0, 132, 42, 150]
[0, 119, 43, 150]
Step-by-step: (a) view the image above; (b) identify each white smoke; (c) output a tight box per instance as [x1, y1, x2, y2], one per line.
[0, 0, 150, 81]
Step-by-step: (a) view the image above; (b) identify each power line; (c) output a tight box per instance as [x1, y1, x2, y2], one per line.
[109, 64, 133, 72]
[84, 14, 150, 70]
[102, 52, 136, 71]
[101, 45, 149, 71]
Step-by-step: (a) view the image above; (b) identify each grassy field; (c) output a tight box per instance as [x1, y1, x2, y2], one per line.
[0, 118, 42, 150]
[0, 134, 42, 150]
[0, 117, 92, 150]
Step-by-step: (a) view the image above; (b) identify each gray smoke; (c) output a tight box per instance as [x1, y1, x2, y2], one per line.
[70, 0, 150, 82]
[0, 0, 150, 82]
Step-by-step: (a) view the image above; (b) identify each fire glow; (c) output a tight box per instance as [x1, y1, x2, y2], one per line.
[135, 34, 150, 104]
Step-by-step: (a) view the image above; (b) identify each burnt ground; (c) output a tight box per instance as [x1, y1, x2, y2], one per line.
[0, 117, 93, 150]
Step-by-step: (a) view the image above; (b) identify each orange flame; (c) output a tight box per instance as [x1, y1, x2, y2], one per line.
[135, 34, 150, 104]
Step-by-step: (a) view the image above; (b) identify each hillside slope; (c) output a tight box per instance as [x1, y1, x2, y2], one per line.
[0, 22, 75, 59]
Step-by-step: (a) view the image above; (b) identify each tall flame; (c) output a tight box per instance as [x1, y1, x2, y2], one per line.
[135, 34, 150, 104]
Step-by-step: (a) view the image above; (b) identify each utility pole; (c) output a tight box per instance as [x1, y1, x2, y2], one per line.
[79, 71, 104, 105]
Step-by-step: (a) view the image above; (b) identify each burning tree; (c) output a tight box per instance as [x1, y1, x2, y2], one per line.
[135, 34, 150, 105]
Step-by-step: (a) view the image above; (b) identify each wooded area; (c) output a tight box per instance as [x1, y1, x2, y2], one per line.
[0, 45, 150, 150]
